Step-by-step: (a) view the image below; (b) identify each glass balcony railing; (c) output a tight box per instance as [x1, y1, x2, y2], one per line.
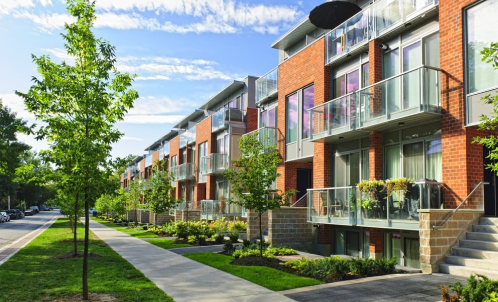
[159, 142, 170, 158]
[200, 199, 244, 220]
[310, 66, 441, 140]
[199, 153, 229, 175]
[256, 67, 278, 103]
[242, 126, 278, 150]
[308, 180, 445, 230]
[212, 108, 244, 132]
[325, 0, 438, 65]
[179, 128, 196, 148]
[172, 163, 194, 181]
[145, 155, 153, 167]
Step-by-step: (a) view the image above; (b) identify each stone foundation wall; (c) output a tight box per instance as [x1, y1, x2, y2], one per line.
[174, 210, 200, 222]
[246, 210, 268, 241]
[268, 207, 313, 251]
[139, 210, 150, 223]
[419, 209, 483, 273]
[126, 210, 138, 221]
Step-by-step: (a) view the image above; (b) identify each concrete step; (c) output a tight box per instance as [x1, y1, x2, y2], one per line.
[439, 263, 498, 279]
[467, 232, 498, 242]
[452, 247, 498, 260]
[445, 255, 498, 271]
[472, 224, 498, 234]
[480, 217, 498, 226]
[460, 239, 498, 252]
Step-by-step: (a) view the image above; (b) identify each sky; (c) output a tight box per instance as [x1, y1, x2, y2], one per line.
[0, 0, 322, 160]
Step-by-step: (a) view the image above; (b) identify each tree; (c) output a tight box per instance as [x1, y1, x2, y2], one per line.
[474, 42, 498, 173]
[95, 193, 112, 217]
[15, 0, 138, 299]
[127, 179, 144, 225]
[146, 159, 179, 227]
[223, 132, 296, 258]
[110, 189, 127, 219]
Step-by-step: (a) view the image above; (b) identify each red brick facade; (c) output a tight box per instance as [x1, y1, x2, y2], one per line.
[246, 107, 259, 133]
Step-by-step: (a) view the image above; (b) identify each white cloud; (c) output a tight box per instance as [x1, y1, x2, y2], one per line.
[121, 114, 185, 124]
[13, 11, 74, 33]
[129, 96, 196, 115]
[0, 0, 52, 15]
[0, 93, 35, 120]
[135, 75, 170, 81]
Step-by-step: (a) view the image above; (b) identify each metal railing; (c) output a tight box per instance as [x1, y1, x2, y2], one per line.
[159, 142, 170, 158]
[200, 199, 245, 220]
[309, 66, 441, 140]
[242, 126, 278, 149]
[291, 193, 308, 207]
[433, 182, 488, 230]
[145, 155, 153, 167]
[325, 0, 439, 64]
[256, 67, 278, 103]
[199, 153, 229, 175]
[211, 108, 244, 132]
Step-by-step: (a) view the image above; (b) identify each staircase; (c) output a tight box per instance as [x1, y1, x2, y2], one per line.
[440, 217, 498, 279]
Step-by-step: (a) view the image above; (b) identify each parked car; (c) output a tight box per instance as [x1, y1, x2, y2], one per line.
[1, 212, 10, 222]
[24, 209, 34, 216]
[30, 206, 40, 214]
[0, 212, 5, 223]
[6, 209, 21, 220]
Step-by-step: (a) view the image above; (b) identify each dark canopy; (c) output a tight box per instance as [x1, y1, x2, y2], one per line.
[309, 1, 362, 29]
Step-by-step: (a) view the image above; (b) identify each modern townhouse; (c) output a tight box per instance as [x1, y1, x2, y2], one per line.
[250, 0, 498, 276]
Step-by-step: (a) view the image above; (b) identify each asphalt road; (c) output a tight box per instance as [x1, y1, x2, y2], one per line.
[0, 210, 61, 250]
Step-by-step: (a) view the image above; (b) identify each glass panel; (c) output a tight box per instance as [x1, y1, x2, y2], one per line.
[268, 107, 276, 128]
[402, 121, 440, 140]
[424, 33, 440, 67]
[403, 42, 421, 109]
[303, 85, 315, 139]
[363, 230, 371, 259]
[350, 153, 360, 186]
[466, 0, 498, 93]
[260, 110, 268, 127]
[347, 69, 360, 93]
[224, 135, 229, 155]
[334, 75, 346, 98]
[362, 63, 370, 88]
[383, 49, 400, 114]
[425, 139, 442, 181]
[391, 235, 401, 265]
[361, 150, 369, 181]
[385, 145, 400, 179]
[346, 231, 360, 257]
[405, 237, 420, 269]
[286, 93, 298, 143]
[403, 142, 424, 180]
[335, 155, 348, 187]
[335, 230, 345, 254]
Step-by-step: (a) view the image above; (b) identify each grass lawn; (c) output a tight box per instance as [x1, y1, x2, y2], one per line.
[184, 252, 323, 291]
[0, 218, 173, 302]
[147, 239, 192, 249]
[92, 217, 159, 238]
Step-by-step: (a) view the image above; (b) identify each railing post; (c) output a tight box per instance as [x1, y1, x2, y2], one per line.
[419, 68, 423, 112]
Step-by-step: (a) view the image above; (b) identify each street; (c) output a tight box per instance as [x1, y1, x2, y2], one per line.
[0, 210, 60, 250]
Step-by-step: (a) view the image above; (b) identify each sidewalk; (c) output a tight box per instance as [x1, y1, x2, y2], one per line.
[87, 219, 295, 302]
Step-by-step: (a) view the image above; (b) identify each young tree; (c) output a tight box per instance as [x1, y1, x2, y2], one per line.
[16, 0, 138, 299]
[224, 132, 296, 258]
[146, 159, 179, 227]
[474, 43, 498, 173]
[110, 189, 128, 220]
[127, 179, 144, 225]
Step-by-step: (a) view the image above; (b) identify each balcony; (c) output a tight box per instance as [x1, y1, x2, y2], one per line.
[242, 127, 278, 150]
[199, 153, 229, 175]
[179, 128, 196, 148]
[169, 201, 193, 215]
[309, 66, 441, 142]
[171, 163, 194, 181]
[145, 155, 153, 167]
[256, 67, 278, 103]
[308, 180, 446, 230]
[200, 199, 245, 220]
[211, 108, 244, 132]
[159, 142, 170, 158]
[325, 0, 439, 65]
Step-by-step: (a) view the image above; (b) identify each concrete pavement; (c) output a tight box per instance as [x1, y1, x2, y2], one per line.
[87, 218, 295, 302]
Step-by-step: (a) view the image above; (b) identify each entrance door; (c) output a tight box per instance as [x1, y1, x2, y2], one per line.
[484, 147, 498, 217]
[296, 169, 312, 201]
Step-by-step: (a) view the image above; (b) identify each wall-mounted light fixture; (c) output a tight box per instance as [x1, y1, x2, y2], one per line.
[312, 224, 321, 228]
[380, 43, 389, 50]
[398, 122, 405, 127]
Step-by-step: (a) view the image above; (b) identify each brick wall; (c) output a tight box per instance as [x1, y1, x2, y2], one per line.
[195, 117, 213, 207]
[150, 211, 174, 225]
[369, 131, 383, 180]
[418, 209, 482, 273]
[246, 210, 268, 241]
[369, 228, 383, 259]
[169, 136, 180, 199]
[246, 107, 258, 133]
[152, 150, 159, 168]
[268, 207, 313, 250]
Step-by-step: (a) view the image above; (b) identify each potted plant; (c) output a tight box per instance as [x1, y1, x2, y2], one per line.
[357, 179, 385, 219]
[385, 178, 415, 208]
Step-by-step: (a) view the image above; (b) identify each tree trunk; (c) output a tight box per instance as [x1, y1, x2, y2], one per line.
[155, 213, 157, 227]
[83, 191, 89, 300]
[74, 194, 79, 256]
[259, 212, 263, 258]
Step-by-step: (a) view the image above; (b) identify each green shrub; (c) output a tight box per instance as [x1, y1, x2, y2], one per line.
[373, 257, 397, 274]
[188, 235, 196, 245]
[214, 234, 225, 244]
[242, 238, 251, 248]
[448, 274, 498, 302]
[197, 235, 207, 245]
[232, 244, 297, 259]
[228, 232, 239, 243]
[223, 242, 236, 254]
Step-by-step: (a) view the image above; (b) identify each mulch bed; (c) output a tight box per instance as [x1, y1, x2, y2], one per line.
[52, 252, 102, 260]
[46, 293, 119, 302]
[174, 238, 227, 246]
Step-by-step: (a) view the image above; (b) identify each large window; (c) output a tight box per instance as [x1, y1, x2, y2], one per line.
[260, 106, 277, 128]
[286, 93, 299, 143]
[217, 134, 229, 155]
[466, 0, 498, 94]
[286, 84, 315, 143]
[198, 142, 208, 183]
[303, 85, 315, 139]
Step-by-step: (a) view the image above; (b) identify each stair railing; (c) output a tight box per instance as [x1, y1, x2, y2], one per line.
[433, 181, 488, 230]
[291, 194, 308, 207]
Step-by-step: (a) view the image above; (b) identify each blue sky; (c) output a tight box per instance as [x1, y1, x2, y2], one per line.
[0, 0, 321, 159]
